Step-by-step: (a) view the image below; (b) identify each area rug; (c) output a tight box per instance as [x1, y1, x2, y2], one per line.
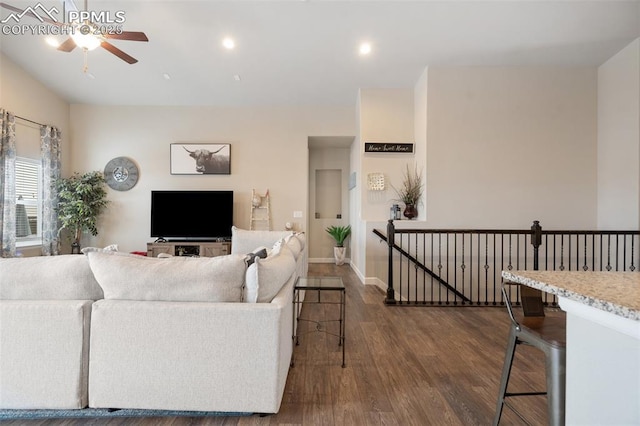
[0, 408, 252, 420]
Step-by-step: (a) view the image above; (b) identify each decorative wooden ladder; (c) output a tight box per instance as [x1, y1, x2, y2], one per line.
[250, 189, 271, 230]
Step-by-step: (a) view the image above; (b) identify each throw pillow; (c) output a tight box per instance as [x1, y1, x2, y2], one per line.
[293, 232, 306, 250]
[87, 251, 247, 302]
[271, 237, 285, 255]
[245, 247, 268, 267]
[284, 234, 302, 260]
[80, 244, 119, 254]
[0, 255, 104, 300]
[244, 248, 296, 303]
[230, 226, 293, 255]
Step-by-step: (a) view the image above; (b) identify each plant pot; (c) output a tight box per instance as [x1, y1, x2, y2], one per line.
[334, 246, 346, 265]
[403, 204, 417, 220]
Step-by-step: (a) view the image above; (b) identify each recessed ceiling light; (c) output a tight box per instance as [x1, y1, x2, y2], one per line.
[163, 73, 171, 80]
[233, 74, 241, 81]
[45, 37, 60, 48]
[222, 37, 235, 50]
[359, 42, 372, 55]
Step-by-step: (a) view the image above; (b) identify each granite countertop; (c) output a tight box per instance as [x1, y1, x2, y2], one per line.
[501, 270, 640, 321]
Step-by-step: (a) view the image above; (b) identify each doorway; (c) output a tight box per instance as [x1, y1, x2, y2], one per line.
[308, 136, 354, 262]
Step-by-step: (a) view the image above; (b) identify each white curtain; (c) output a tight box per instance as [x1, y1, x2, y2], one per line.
[40, 125, 62, 255]
[0, 109, 17, 257]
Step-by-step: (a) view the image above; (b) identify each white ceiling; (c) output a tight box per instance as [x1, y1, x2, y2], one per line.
[1, 0, 639, 107]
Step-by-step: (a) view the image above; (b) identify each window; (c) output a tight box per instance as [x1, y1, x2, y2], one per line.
[15, 157, 41, 246]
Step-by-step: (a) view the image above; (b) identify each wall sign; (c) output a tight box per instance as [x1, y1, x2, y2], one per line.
[364, 143, 414, 153]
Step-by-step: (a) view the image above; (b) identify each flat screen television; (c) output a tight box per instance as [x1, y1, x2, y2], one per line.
[150, 190, 233, 240]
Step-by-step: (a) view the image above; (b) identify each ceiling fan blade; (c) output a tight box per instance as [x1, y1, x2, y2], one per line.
[57, 37, 77, 52]
[104, 31, 149, 42]
[101, 41, 138, 64]
[0, 2, 59, 25]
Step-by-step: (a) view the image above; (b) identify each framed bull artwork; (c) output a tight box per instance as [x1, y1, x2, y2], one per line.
[170, 143, 231, 175]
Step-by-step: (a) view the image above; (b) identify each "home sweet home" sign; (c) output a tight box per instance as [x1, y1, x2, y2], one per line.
[364, 143, 414, 153]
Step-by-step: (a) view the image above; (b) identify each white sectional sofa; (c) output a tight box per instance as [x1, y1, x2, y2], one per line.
[0, 228, 306, 415]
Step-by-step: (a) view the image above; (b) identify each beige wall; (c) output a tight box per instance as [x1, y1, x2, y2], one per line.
[3, 50, 632, 282]
[364, 66, 599, 288]
[353, 88, 417, 282]
[69, 105, 354, 252]
[359, 89, 416, 222]
[349, 95, 364, 279]
[0, 53, 71, 256]
[0, 53, 71, 171]
[597, 39, 640, 229]
[0, 53, 71, 154]
[426, 67, 598, 229]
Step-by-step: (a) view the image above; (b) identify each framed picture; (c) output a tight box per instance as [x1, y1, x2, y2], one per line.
[171, 143, 231, 175]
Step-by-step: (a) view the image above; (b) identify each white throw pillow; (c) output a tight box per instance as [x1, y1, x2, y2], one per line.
[87, 251, 247, 302]
[80, 244, 119, 254]
[230, 226, 293, 255]
[293, 232, 306, 250]
[271, 237, 286, 256]
[0, 255, 104, 300]
[244, 249, 296, 303]
[284, 234, 302, 260]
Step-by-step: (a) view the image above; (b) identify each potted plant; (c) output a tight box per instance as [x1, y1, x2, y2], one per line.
[325, 225, 351, 265]
[393, 163, 424, 219]
[55, 171, 109, 253]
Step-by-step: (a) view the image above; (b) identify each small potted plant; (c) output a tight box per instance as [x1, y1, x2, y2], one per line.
[55, 171, 109, 253]
[393, 163, 424, 219]
[325, 225, 351, 265]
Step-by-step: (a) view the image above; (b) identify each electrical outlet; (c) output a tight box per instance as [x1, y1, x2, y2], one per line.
[293, 211, 303, 218]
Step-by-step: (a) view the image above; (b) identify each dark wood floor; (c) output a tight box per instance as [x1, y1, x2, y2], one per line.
[3, 263, 549, 426]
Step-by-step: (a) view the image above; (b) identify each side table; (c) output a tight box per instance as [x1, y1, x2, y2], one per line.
[292, 276, 346, 368]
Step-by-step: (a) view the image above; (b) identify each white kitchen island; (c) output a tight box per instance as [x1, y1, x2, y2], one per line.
[502, 270, 640, 426]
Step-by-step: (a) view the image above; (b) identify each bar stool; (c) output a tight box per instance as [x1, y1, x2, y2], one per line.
[493, 282, 566, 426]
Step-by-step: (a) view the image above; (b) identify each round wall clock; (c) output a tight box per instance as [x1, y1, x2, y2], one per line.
[104, 157, 139, 191]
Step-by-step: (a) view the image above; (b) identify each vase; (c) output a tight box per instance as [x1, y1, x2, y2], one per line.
[403, 204, 417, 220]
[334, 247, 346, 265]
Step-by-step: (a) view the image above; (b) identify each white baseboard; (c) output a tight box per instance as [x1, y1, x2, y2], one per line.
[309, 257, 351, 264]
[309, 258, 385, 293]
[365, 277, 386, 292]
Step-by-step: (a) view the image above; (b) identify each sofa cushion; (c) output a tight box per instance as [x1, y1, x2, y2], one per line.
[245, 249, 296, 303]
[231, 226, 293, 255]
[284, 234, 302, 260]
[87, 251, 247, 302]
[0, 300, 92, 409]
[0, 255, 103, 300]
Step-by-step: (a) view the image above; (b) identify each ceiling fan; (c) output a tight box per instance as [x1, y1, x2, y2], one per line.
[0, 0, 148, 68]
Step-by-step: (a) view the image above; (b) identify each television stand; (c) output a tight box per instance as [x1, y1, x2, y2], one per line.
[147, 241, 231, 258]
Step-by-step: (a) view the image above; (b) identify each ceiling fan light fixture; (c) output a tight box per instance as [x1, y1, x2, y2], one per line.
[71, 28, 101, 51]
